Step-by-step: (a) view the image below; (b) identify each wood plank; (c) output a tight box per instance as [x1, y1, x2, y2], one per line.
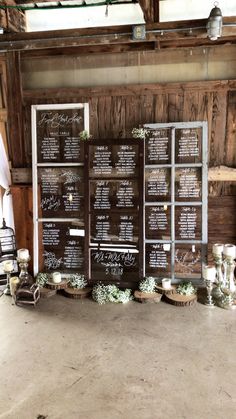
[225, 91, 236, 167]
[23, 80, 233, 102]
[11, 186, 34, 273]
[97, 96, 112, 138]
[6, 51, 24, 167]
[209, 91, 227, 166]
[111, 96, 126, 139]
[208, 166, 236, 181]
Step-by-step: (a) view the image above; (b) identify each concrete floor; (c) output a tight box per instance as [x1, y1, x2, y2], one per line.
[0, 293, 236, 419]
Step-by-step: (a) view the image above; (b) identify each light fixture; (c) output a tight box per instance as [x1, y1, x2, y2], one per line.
[206, 2, 223, 41]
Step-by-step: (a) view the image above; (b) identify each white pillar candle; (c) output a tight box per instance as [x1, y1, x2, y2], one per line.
[162, 278, 172, 289]
[203, 265, 216, 281]
[223, 244, 235, 258]
[4, 260, 14, 272]
[52, 272, 61, 284]
[17, 248, 29, 260]
[212, 243, 223, 256]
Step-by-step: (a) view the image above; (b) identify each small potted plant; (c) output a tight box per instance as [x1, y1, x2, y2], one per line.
[134, 276, 162, 303]
[63, 273, 92, 299]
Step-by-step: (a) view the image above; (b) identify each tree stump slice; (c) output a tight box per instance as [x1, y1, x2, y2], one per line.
[155, 285, 176, 295]
[62, 287, 92, 299]
[39, 287, 57, 298]
[134, 290, 162, 304]
[46, 279, 69, 290]
[164, 292, 197, 306]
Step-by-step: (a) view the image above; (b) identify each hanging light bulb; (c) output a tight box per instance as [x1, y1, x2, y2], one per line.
[206, 2, 223, 41]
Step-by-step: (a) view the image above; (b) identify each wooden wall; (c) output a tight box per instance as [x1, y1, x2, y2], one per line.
[7, 77, 236, 265]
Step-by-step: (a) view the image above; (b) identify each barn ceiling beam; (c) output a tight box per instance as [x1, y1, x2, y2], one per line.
[0, 17, 236, 52]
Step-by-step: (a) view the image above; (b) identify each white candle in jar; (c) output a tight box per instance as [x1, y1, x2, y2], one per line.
[212, 243, 223, 256]
[52, 272, 61, 284]
[4, 260, 14, 272]
[203, 265, 216, 281]
[162, 278, 172, 289]
[17, 248, 29, 260]
[223, 244, 235, 258]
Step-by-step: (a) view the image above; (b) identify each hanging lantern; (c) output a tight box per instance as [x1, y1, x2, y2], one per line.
[0, 218, 17, 260]
[206, 3, 223, 41]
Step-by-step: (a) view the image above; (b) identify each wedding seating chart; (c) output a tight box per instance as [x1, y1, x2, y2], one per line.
[32, 103, 89, 275]
[32, 112, 207, 285]
[144, 122, 207, 282]
[86, 139, 142, 283]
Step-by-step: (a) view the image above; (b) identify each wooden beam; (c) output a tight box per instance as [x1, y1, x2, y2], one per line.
[6, 51, 25, 167]
[22, 80, 236, 103]
[208, 166, 236, 181]
[0, 17, 235, 52]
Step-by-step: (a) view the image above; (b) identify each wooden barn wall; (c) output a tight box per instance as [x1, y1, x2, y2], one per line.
[8, 80, 236, 261]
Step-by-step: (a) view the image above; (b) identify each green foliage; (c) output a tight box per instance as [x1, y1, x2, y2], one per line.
[79, 130, 92, 141]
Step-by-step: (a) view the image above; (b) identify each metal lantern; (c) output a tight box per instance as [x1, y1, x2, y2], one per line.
[206, 3, 223, 41]
[0, 218, 17, 260]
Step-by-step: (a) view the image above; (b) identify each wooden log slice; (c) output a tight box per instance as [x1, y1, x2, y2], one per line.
[62, 287, 92, 299]
[156, 285, 176, 295]
[134, 290, 162, 304]
[164, 292, 197, 306]
[46, 279, 69, 290]
[39, 287, 57, 299]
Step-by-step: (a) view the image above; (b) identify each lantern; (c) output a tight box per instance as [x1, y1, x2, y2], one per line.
[0, 218, 17, 261]
[206, 3, 223, 41]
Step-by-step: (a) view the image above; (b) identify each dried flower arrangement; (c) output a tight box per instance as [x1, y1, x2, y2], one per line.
[92, 283, 133, 305]
[36, 272, 50, 288]
[69, 273, 88, 289]
[131, 127, 148, 139]
[176, 281, 196, 296]
[139, 276, 157, 293]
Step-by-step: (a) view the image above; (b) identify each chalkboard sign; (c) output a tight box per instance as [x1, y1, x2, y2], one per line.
[38, 167, 84, 218]
[32, 103, 89, 275]
[90, 248, 139, 283]
[145, 243, 171, 277]
[85, 139, 143, 285]
[175, 244, 202, 279]
[145, 168, 171, 202]
[145, 205, 171, 240]
[36, 108, 85, 163]
[175, 168, 202, 201]
[38, 221, 84, 272]
[175, 206, 201, 240]
[145, 128, 171, 165]
[144, 121, 207, 283]
[175, 128, 202, 164]
[89, 144, 139, 178]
